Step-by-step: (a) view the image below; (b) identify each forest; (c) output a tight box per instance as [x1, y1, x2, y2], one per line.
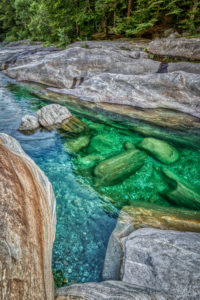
[0, 0, 200, 46]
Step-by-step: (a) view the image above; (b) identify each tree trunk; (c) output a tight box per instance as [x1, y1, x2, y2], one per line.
[127, 0, 132, 23]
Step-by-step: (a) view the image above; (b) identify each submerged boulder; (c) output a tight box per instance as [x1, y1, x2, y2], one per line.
[77, 154, 104, 170]
[161, 168, 200, 210]
[0, 133, 56, 300]
[87, 135, 113, 154]
[61, 116, 88, 136]
[65, 135, 90, 153]
[138, 137, 179, 164]
[37, 104, 71, 128]
[18, 114, 40, 131]
[94, 149, 146, 186]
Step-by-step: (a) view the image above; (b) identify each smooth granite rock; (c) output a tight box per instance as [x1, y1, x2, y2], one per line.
[103, 204, 200, 282]
[121, 228, 200, 299]
[0, 133, 56, 300]
[36, 104, 71, 128]
[18, 114, 40, 131]
[55, 281, 169, 300]
[138, 137, 179, 164]
[147, 38, 200, 60]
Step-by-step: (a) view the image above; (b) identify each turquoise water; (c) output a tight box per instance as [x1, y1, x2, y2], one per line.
[1, 73, 200, 286]
[0, 74, 117, 285]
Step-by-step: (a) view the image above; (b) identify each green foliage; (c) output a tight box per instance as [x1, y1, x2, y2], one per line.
[0, 0, 199, 42]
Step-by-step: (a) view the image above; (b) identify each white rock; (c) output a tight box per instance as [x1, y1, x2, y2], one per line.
[18, 114, 40, 131]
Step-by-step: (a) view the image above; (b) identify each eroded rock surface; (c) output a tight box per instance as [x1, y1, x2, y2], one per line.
[55, 281, 169, 300]
[148, 38, 200, 60]
[18, 114, 40, 131]
[36, 103, 71, 128]
[121, 228, 200, 299]
[0, 133, 56, 300]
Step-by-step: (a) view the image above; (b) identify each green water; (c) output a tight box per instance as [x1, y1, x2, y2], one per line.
[1, 74, 200, 287]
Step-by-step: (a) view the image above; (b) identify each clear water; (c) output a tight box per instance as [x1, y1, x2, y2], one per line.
[0, 73, 117, 285]
[1, 73, 200, 286]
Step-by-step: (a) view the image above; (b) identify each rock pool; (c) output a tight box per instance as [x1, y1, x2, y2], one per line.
[0, 73, 200, 286]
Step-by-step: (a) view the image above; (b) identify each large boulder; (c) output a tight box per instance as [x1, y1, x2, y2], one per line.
[55, 281, 169, 300]
[103, 203, 200, 282]
[121, 228, 200, 299]
[0, 133, 56, 300]
[147, 38, 200, 60]
[18, 114, 40, 131]
[36, 104, 71, 128]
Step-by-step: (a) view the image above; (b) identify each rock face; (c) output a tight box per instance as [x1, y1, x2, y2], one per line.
[121, 228, 200, 300]
[0, 133, 56, 300]
[36, 103, 71, 128]
[103, 204, 200, 298]
[1, 40, 200, 124]
[18, 114, 40, 131]
[147, 38, 200, 60]
[55, 280, 169, 300]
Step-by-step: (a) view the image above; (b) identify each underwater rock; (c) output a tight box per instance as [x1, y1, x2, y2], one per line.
[161, 168, 200, 210]
[138, 137, 179, 164]
[124, 141, 136, 150]
[61, 116, 88, 136]
[37, 104, 71, 128]
[55, 280, 169, 300]
[65, 135, 90, 153]
[0, 133, 56, 300]
[147, 38, 200, 60]
[18, 114, 40, 131]
[87, 135, 113, 154]
[103, 204, 200, 282]
[94, 149, 146, 186]
[77, 154, 104, 170]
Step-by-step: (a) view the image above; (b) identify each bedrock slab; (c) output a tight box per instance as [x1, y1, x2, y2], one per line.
[103, 204, 200, 292]
[121, 228, 200, 299]
[48, 70, 200, 119]
[0, 133, 56, 300]
[147, 38, 200, 60]
[55, 281, 169, 300]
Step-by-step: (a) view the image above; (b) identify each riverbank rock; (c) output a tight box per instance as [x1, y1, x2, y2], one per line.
[121, 228, 200, 299]
[55, 281, 169, 300]
[161, 168, 200, 210]
[0, 133, 56, 300]
[103, 204, 200, 283]
[147, 38, 200, 60]
[94, 149, 146, 186]
[37, 104, 71, 128]
[138, 137, 179, 164]
[18, 114, 40, 131]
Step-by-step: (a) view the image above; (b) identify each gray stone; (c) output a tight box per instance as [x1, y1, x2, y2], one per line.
[121, 228, 200, 299]
[18, 114, 40, 131]
[55, 281, 169, 300]
[36, 104, 71, 128]
[147, 38, 200, 60]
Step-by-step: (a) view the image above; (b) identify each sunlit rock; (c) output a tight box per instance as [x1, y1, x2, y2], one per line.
[37, 104, 71, 128]
[138, 137, 179, 164]
[161, 168, 200, 210]
[18, 114, 40, 131]
[0, 133, 56, 300]
[94, 149, 146, 186]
